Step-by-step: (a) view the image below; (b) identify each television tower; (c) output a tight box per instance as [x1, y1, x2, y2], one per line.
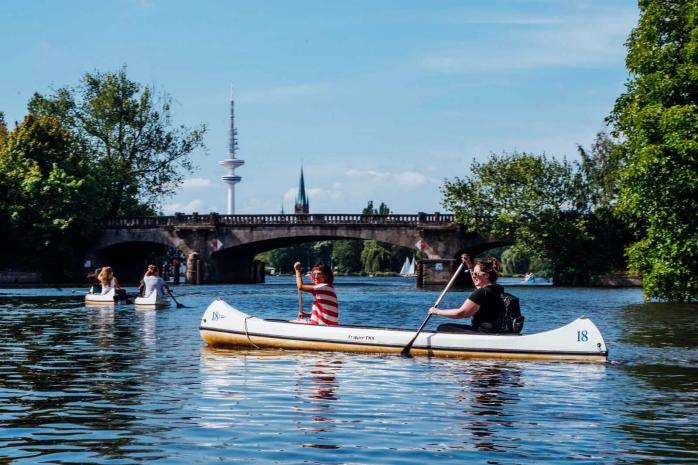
[219, 86, 244, 214]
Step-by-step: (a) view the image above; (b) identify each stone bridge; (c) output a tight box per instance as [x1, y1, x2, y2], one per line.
[88, 212, 507, 284]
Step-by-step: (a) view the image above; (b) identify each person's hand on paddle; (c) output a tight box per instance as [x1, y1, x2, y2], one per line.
[294, 261, 308, 319]
[461, 253, 472, 269]
[428, 306, 439, 316]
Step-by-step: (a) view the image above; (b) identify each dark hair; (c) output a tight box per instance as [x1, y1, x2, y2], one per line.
[312, 262, 334, 286]
[473, 257, 501, 282]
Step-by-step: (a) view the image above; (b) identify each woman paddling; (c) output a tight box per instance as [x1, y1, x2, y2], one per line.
[97, 266, 122, 296]
[140, 264, 169, 298]
[428, 254, 506, 333]
[292, 261, 339, 325]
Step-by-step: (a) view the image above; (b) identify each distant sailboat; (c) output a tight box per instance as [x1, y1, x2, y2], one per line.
[399, 257, 410, 276]
[400, 256, 416, 277]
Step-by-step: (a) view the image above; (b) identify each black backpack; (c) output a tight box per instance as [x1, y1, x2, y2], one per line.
[498, 292, 525, 334]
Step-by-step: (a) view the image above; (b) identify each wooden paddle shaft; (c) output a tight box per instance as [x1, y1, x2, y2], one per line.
[297, 289, 303, 317]
[401, 261, 466, 355]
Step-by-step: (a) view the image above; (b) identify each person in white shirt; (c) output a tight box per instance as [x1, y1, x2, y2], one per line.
[140, 264, 169, 298]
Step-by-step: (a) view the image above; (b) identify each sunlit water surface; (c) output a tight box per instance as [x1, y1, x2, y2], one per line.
[1, 277, 697, 464]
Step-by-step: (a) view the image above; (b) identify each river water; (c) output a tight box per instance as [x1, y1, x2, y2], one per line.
[1, 277, 697, 464]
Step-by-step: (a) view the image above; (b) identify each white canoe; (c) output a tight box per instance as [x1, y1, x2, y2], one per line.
[85, 288, 119, 305]
[134, 289, 170, 309]
[199, 300, 608, 362]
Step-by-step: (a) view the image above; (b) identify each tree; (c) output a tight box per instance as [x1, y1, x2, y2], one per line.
[0, 111, 7, 142]
[27, 67, 207, 215]
[441, 151, 625, 285]
[608, 1, 698, 301]
[0, 115, 102, 277]
[362, 200, 392, 215]
[360, 240, 393, 273]
[331, 240, 363, 274]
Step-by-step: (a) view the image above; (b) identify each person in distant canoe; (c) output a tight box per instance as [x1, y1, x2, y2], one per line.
[428, 254, 506, 333]
[141, 264, 169, 298]
[97, 266, 122, 295]
[293, 261, 339, 325]
[87, 267, 102, 294]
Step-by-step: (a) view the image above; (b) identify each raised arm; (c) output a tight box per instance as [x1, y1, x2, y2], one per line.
[293, 261, 314, 292]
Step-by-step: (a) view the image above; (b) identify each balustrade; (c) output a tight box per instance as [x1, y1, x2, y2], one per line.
[101, 212, 455, 228]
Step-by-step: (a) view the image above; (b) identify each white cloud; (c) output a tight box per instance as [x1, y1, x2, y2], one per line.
[162, 199, 206, 214]
[181, 177, 216, 189]
[418, 9, 637, 72]
[308, 187, 343, 200]
[346, 169, 439, 188]
[284, 188, 296, 202]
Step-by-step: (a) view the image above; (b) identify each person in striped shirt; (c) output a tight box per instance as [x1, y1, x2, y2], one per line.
[293, 261, 339, 325]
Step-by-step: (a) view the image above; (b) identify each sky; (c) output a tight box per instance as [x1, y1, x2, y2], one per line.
[1, 0, 639, 215]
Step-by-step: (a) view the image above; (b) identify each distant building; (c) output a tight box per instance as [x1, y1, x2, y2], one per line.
[294, 167, 309, 214]
[219, 87, 244, 214]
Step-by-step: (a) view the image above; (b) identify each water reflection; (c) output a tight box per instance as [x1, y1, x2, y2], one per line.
[293, 358, 341, 449]
[0, 302, 173, 462]
[451, 363, 522, 453]
[620, 303, 698, 349]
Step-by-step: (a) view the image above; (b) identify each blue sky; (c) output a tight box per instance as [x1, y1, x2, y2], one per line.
[1, 0, 638, 215]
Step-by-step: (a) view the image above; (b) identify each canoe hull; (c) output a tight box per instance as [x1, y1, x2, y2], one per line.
[134, 289, 170, 309]
[85, 288, 117, 305]
[199, 300, 608, 362]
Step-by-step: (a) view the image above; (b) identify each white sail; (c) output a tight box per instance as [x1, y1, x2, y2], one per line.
[407, 256, 416, 276]
[399, 257, 410, 276]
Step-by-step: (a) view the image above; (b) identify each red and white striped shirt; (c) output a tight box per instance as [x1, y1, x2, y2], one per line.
[310, 283, 339, 326]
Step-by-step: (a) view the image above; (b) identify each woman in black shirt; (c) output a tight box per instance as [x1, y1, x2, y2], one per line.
[429, 254, 506, 333]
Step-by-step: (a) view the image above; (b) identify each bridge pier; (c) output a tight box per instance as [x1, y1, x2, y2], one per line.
[416, 259, 471, 289]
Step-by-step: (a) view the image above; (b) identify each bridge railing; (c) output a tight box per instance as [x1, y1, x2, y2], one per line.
[101, 212, 455, 228]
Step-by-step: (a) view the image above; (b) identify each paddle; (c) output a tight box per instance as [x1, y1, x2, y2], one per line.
[297, 288, 304, 319]
[401, 261, 466, 357]
[166, 287, 187, 308]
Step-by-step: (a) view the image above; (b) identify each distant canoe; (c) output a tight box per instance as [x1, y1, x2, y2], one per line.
[134, 289, 170, 309]
[84, 288, 127, 305]
[199, 300, 608, 362]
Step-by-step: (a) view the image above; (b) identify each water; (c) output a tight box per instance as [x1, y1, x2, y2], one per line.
[1, 277, 697, 464]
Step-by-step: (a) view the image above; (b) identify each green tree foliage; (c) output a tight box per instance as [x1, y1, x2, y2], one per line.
[331, 240, 363, 274]
[28, 67, 207, 215]
[360, 240, 393, 273]
[0, 112, 7, 142]
[263, 201, 410, 275]
[0, 115, 102, 277]
[608, 0, 698, 301]
[500, 245, 552, 277]
[441, 150, 630, 285]
[362, 200, 391, 215]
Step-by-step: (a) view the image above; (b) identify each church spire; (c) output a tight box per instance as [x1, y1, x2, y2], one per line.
[294, 166, 309, 214]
